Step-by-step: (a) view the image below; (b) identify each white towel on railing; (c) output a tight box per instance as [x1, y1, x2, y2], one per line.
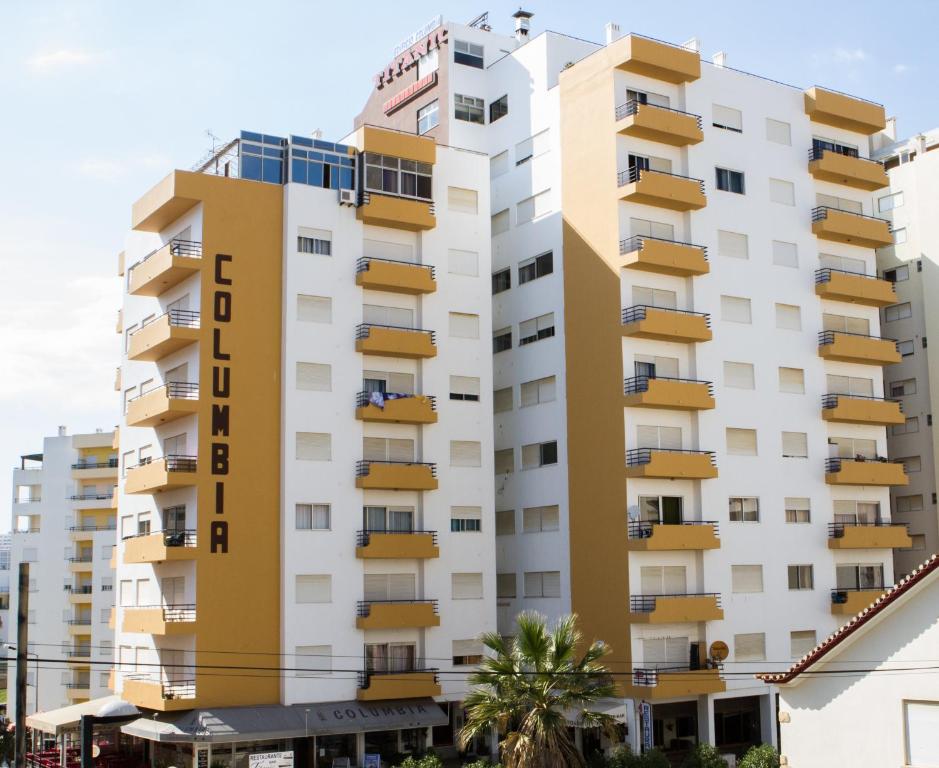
[368, 392, 413, 409]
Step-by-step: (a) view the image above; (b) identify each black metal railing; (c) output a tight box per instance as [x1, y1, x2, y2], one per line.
[356, 599, 438, 617]
[618, 166, 706, 194]
[355, 460, 437, 477]
[132, 604, 196, 622]
[128, 382, 200, 402]
[164, 455, 197, 472]
[66, 618, 92, 625]
[825, 456, 901, 473]
[831, 586, 885, 604]
[624, 375, 713, 396]
[128, 239, 203, 274]
[809, 144, 883, 164]
[814, 267, 890, 285]
[63, 585, 93, 594]
[811, 206, 890, 227]
[355, 391, 437, 410]
[355, 323, 436, 345]
[627, 520, 720, 540]
[65, 649, 91, 658]
[67, 556, 93, 563]
[71, 459, 118, 470]
[130, 309, 201, 336]
[14, 497, 40, 503]
[358, 665, 439, 689]
[828, 521, 907, 538]
[619, 234, 708, 259]
[622, 305, 711, 326]
[68, 493, 114, 501]
[357, 530, 438, 547]
[65, 682, 90, 689]
[355, 256, 436, 279]
[629, 593, 722, 613]
[626, 448, 716, 467]
[632, 664, 722, 687]
[68, 524, 117, 532]
[163, 680, 196, 699]
[821, 393, 901, 410]
[818, 330, 898, 348]
[121, 529, 197, 548]
[614, 99, 703, 128]
[359, 190, 436, 212]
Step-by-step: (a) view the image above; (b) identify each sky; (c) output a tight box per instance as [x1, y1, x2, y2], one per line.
[1, 0, 937, 529]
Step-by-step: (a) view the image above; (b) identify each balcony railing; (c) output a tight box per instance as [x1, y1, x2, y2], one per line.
[68, 524, 117, 532]
[358, 664, 440, 689]
[355, 256, 436, 279]
[127, 239, 203, 274]
[831, 586, 885, 604]
[355, 392, 437, 410]
[632, 663, 722, 687]
[128, 382, 200, 403]
[130, 309, 201, 337]
[356, 530, 438, 547]
[624, 375, 713, 396]
[355, 460, 437, 477]
[626, 448, 716, 468]
[356, 599, 439, 618]
[67, 556, 93, 564]
[68, 493, 114, 501]
[619, 234, 708, 258]
[617, 166, 706, 193]
[815, 267, 884, 285]
[622, 305, 711, 326]
[71, 459, 118, 470]
[65, 649, 91, 658]
[66, 618, 92, 626]
[65, 682, 91, 689]
[808, 145, 881, 163]
[121, 529, 197, 548]
[627, 520, 720, 540]
[135, 604, 196, 622]
[63, 585, 93, 594]
[14, 497, 40, 503]
[614, 99, 703, 127]
[132, 455, 197, 473]
[811, 206, 890, 228]
[825, 456, 899, 472]
[629, 593, 722, 613]
[821, 393, 901, 410]
[818, 330, 898, 349]
[162, 679, 196, 699]
[355, 323, 436, 344]
[828, 521, 907, 538]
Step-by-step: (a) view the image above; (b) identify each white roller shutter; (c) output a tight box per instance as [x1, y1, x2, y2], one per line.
[776, 303, 802, 330]
[491, 209, 510, 235]
[765, 118, 791, 145]
[449, 312, 480, 338]
[450, 441, 482, 467]
[769, 178, 795, 206]
[451, 376, 480, 397]
[494, 387, 513, 412]
[296, 432, 331, 461]
[297, 295, 332, 323]
[782, 432, 808, 458]
[779, 367, 805, 393]
[494, 449, 514, 474]
[452, 572, 483, 599]
[636, 425, 659, 449]
[453, 639, 484, 657]
[388, 372, 415, 394]
[772, 240, 799, 267]
[389, 574, 416, 601]
[542, 571, 561, 598]
[363, 304, 414, 327]
[727, 428, 757, 455]
[296, 363, 331, 391]
[721, 295, 752, 323]
[724, 362, 755, 389]
[448, 249, 479, 276]
[905, 702, 939, 766]
[296, 575, 331, 603]
[389, 439, 415, 463]
[490, 151, 508, 178]
[659, 427, 682, 450]
[364, 575, 389, 601]
[663, 566, 687, 594]
[731, 565, 763, 593]
[640, 566, 662, 595]
[713, 104, 742, 131]
[448, 187, 478, 214]
[734, 633, 766, 661]
[364, 239, 414, 262]
[718, 230, 748, 259]
[451, 506, 481, 523]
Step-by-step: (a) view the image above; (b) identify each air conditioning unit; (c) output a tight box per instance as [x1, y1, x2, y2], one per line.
[339, 188, 356, 207]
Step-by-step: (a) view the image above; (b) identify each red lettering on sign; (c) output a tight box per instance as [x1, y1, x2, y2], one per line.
[375, 28, 448, 90]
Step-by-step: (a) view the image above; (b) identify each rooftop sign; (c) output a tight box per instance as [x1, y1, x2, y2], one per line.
[392, 15, 443, 57]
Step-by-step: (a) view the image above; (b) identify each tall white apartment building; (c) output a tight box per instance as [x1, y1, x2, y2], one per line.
[7, 428, 117, 717]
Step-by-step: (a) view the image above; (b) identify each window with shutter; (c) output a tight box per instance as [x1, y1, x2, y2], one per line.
[775, 304, 802, 330]
[522, 505, 560, 532]
[731, 565, 763, 593]
[630, 217, 675, 241]
[496, 509, 515, 535]
[296, 363, 331, 391]
[364, 238, 415, 262]
[519, 313, 555, 345]
[451, 506, 482, 532]
[451, 376, 481, 401]
[782, 431, 808, 458]
[490, 151, 509, 179]
[784, 497, 810, 523]
[721, 295, 752, 323]
[790, 630, 816, 658]
[724, 361, 755, 389]
[452, 573, 483, 599]
[718, 230, 748, 259]
[448, 187, 478, 214]
[363, 437, 415, 462]
[772, 241, 799, 268]
[296, 575, 331, 603]
[769, 178, 795, 206]
[493, 387, 513, 412]
[297, 227, 332, 255]
[450, 441, 482, 467]
[448, 249, 479, 276]
[640, 566, 687, 595]
[296, 645, 332, 676]
[726, 428, 757, 455]
[905, 701, 939, 765]
[820, 253, 866, 273]
[779, 367, 805, 394]
[452, 639, 484, 666]
[496, 572, 516, 598]
[523, 571, 561, 598]
[632, 286, 677, 309]
[520, 376, 556, 406]
[364, 304, 415, 328]
[516, 190, 551, 225]
[449, 312, 480, 339]
[297, 295, 332, 323]
[713, 104, 743, 132]
[787, 565, 814, 590]
[296, 432, 331, 461]
[734, 633, 766, 661]
[765, 118, 791, 145]
[492, 209, 510, 235]
[389, 574, 416, 600]
[494, 448, 514, 474]
[729, 497, 760, 522]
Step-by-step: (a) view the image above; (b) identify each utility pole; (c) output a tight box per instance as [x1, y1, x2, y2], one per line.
[14, 562, 29, 768]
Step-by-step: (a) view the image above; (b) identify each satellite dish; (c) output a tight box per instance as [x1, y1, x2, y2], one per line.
[709, 641, 729, 662]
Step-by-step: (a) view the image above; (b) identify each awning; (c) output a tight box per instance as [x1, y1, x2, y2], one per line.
[121, 699, 448, 744]
[563, 699, 629, 726]
[27, 696, 138, 737]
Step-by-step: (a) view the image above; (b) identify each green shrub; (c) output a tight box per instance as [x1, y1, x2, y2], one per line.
[394, 755, 443, 768]
[639, 749, 670, 768]
[462, 760, 501, 768]
[738, 744, 778, 768]
[680, 743, 727, 768]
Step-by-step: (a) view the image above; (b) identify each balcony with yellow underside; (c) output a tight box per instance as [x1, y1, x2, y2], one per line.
[355, 257, 436, 295]
[125, 457, 197, 495]
[66, 684, 90, 701]
[355, 461, 438, 491]
[626, 521, 721, 551]
[627, 668, 725, 700]
[817, 331, 901, 366]
[821, 394, 904, 426]
[68, 557, 93, 573]
[356, 600, 440, 630]
[67, 587, 94, 604]
[815, 268, 896, 307]
[127, 312, 200, 362]
[615, 101, 703, 146]
[828, 522, 912, 550]
[618, 168, 706, 212]
[126, 383, 199, 428]
[622, 306, 712, 343]
[355, 531, 440, 559]
[356, 193, 435, 231]
[357, 671, 441, 702]
[804, 87, 886, 135]
[626, 449, 718, 479]
[355, 394, 437, 425]
[122, 678, 197, 712]
[624, 376, 715, 411]
[123, 531, 197, 564]
[355, 324, 437, 359]
[811, 207, 892, 249]
[620, 236, 709, 276]
[613, 34, 701, 83]
[831, 588, 885, 616]
[67, 620, 93, 635]
[128, 240, 202, 297]
[628, 594, 724, 624]
[824, 457, 908, 486]
[122, 606, 197, 636]
[808, 149, 888, 191]
[359, 124, 436, 165]
[70, 461, 118, 481]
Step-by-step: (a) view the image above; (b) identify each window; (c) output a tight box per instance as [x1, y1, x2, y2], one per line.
[296, 645, 331, 677]
[450, 506, 482, 532]
[519, 313, 555, 345]
[515, 130, 550, 165]
[785, 497, 811, 523]
[899, 340, 915, 357]
[892, 417, 920, 436]
[893, 227, 908, 244]
[637, 425, 681, 450]
[520, 376, 556, 407]
[721, 295, 752, 323]
[448, 187, 478, 213]
[824, 313, 870, 336]
[718, 230, 748, 259]
[827, 374, 874, 397]
[878, 191, 904, 212]
[782, 431, 808, 458]
[454, 94, 485, 123]
[296, 504, 330, 530]
[297, 295, 332, 323]
[731, 565, 763, 593]
[296, 432, 331, 461]
[493, 327, 512, 353]
[448, 248, 478, 276]
[769, 178, 795, 206]
[890, 378, 916, 396]
[363, 506, 414, 533]
[883, 265, 909, 282]
[775, 303, 802, 330]
[630, 216, 674, 240]
[490, 150, 509, 179]
[519, 251, 554, 284]
[417, 100, 439, 135]
[449, 312, 480, 339]
[896, 495, 924, 514]
[492, 268, 510, 294]
[724, 361, 755, 390]
[493, 387, 513, 412]
[524, 571, 561, 598]
[904, 534, 927, 551]
[885, 302, 913, 322]
[450, 376, 480, 402]
[489, 95, 508, 122]
[734, 633, 767, 662]
[817, 192, 862, 214]
[496, 510, 515, 536]
[494, 448, 514, 474]
[820, 253, 866, 274]
[712, 104, 743, 132]
[522, 440, 558, 469]
[492, 209, 510, 235]
[297, 227, 331, 255]
[836, 563, 884, 590]
[363, 369, 414, 396]
[516, 190, 551, 225]
[450, 440, 482, 467]
[765, 118, 791, 145]
[726, 428, 757, 456]
[296, 575, 331, 603]
[364, 153, 432, 200]
[904, 701, 939, 766]
[363, 437, 414, 463]
[497, 572, 517, 598]
[633, 285, 677, 309]
[454, 39, 484, 68]
[453, 639, 484, 666]
[716, 167, 745, 194]
[452, 572, 483, 599]
[729, 497, 759, 522]
[296, 363, 331, 392]
[787, 565, 814, 590]
[640, 565, 687, 595]
[523, 505, 560, 533]
[772, 240, 799, 268]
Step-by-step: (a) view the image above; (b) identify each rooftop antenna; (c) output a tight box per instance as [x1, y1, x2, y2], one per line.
[467, 12, 489, 29]
[205, 129, 221, 154]
[312, 129, 323, 140]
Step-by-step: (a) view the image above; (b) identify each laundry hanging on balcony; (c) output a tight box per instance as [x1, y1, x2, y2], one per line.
[369, 392, 413, 409]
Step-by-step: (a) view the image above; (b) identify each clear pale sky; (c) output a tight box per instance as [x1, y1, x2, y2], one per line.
[1, 0, 936, 529]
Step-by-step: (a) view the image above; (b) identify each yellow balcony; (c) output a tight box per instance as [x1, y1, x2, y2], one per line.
[355, 257, 436, 295]
[68, 557, 93, 573]
[66, 684, 90, 700]
[628, 667, 725, 700]
[126, 383, 199, 428]
[127, 311, 200, 362]
[620, 235, 709, 276]
[65, 648, 92, 663]
[811, 207, 892, 249]
[623, 376, 715, 411]
[808, 149, 888, 191]
[355, 600, 440, 630]
[70, 460, 118, 480]
[355, 393, 438, 424]
[831, 588, 885, 616]
[355, 324, 437, 359]
[815, 268, 896, 307]
[828, 522, 912, 550]
[622, 306, 712, 343]
[69, 491, 115, 509]
[123, 530, 197, 564]
[625, 449, 718, 479]
[614, 34, 701, 83]
[359, 125, 436, 165]
[67, 587, 94, 603]
[122, 678, 196, 712]
[804, 87, 886, 135]
[618, 168, 706, 212]
[825, 457, 908, 486]
[626, 521, 720, 551]
[818, 331, 901, 366]
[821, 394, 904, 426]
[615, 101, 703, 146]
[122, 605, 197, 635]
[356, 192, 435, 231]
[128, 240, 202, 297]
[355, 461, 438, 491]
[629, 594, 724, 624]
[357, 671, 441, 702]
[125, 457, 197, 494]
[67, 619, 93, 635]
[355, 531, 440, 559]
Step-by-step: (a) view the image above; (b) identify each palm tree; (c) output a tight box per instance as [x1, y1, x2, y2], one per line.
[458, 612, 619, 768]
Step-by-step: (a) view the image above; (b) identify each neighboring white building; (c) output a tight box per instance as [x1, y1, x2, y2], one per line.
[760, 554, 939, 767]
[7, 428, 117, 717]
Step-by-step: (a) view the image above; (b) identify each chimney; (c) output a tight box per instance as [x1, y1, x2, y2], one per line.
[712, 51, 727, 68]
[604, 22, 621, 45]
[57, 426, 67, 437]
[682, 37, 700, 52]
[884, 117, 897, 141]
[512, 9, 533, 42]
